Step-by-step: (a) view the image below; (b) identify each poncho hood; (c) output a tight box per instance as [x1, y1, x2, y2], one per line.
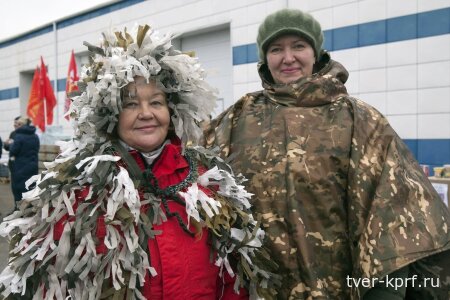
[258, 51, 349, 107]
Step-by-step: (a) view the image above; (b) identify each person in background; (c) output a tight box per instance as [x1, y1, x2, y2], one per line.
[7, 117, 39, 204]
[205, 8, 450, 299]
[3, 116, 22, 172]
[0, 24, 277, 299]
[3, 116, 22, 151]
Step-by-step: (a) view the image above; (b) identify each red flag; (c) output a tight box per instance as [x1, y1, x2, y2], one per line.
[26, 57, 57, 132]
[40, 57, 57, 129]
[26, 67, 44, 130]
[64, 50, 79, 120]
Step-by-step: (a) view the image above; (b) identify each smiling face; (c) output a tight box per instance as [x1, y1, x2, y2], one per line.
[118, 77, 170, 152]
[266, 34, 316, 84]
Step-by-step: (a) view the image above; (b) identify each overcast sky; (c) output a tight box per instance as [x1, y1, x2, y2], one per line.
[0, 0, 115, 42]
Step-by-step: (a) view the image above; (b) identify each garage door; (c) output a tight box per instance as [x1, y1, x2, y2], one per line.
[179, 27, 232, 116]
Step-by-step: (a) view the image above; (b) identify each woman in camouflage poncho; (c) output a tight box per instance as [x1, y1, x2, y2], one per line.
[205, 8, 450, 300]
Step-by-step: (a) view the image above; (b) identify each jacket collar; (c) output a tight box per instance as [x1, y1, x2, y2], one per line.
[15, 125, 37, 135]
[129, 137, 188, 176]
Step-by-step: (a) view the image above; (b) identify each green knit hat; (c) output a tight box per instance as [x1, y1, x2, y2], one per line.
[257, 9, 324, 62]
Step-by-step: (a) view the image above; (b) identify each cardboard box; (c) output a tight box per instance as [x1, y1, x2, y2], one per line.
[38, 145, 60, 172]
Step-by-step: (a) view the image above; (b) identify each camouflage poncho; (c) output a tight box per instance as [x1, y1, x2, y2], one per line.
[205, 52, 450, 299]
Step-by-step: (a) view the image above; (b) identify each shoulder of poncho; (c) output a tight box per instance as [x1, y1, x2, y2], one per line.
[227, 90, 264, 116]
[205, 93, 253, 134]
[234, 90, 264, 106]
[343, 96, 380, 113]
[340, 96, 389, 123]
[245, 90, 264, 99]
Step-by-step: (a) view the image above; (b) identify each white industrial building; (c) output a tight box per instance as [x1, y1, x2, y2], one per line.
[0, 0, 449, 171]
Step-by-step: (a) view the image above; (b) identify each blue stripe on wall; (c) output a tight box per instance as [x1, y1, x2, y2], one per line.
[233, 7, 450, 65]
[0, 87, 19, 100]
[57, 79, 67, 92]
[404, 139, 450, 175]
[232, 44, 260, 65]
[417, 139, 450, 166]
[323, 30, 333, 52]
[0, 26, 54, 49]
[247, 44, 259, 64]
[333, 26, 358, 51]
[359, 20, 386, 47]
[0, 0, 145, 49]
[232, 45, 248, 65]
[404, 140, 418, 158]
[387, 14, 417, 42]
[0, 81, 63, 102]
[57, 0, 145, 30]
[418, 7, 450, 38]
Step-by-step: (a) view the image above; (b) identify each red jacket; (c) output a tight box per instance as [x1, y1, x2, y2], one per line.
[55, 141, 248, 300]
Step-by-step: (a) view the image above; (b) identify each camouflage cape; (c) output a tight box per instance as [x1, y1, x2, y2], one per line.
[204, 52, 450, 299]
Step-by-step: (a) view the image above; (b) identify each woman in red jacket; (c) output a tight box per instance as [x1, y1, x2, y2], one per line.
[0, 25, 278, 299]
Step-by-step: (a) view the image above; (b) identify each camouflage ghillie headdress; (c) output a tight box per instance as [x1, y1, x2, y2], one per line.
[69, 24, 217, 148]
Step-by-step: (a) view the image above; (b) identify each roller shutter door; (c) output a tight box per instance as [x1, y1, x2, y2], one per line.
[179, 28, 232, 116]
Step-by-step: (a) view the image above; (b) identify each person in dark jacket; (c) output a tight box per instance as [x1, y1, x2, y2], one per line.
[8, 117, 39, 203]
[3, 116, 21, 152]
[3, 116, 22, 174]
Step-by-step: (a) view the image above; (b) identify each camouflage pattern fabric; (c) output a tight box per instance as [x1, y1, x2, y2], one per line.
[204, 53, 450, 299]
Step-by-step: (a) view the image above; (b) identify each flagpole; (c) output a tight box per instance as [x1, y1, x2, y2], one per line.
[44, 71, 48, 131]
[44, 100, 48, 130]
[41, 59, 48, 132]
